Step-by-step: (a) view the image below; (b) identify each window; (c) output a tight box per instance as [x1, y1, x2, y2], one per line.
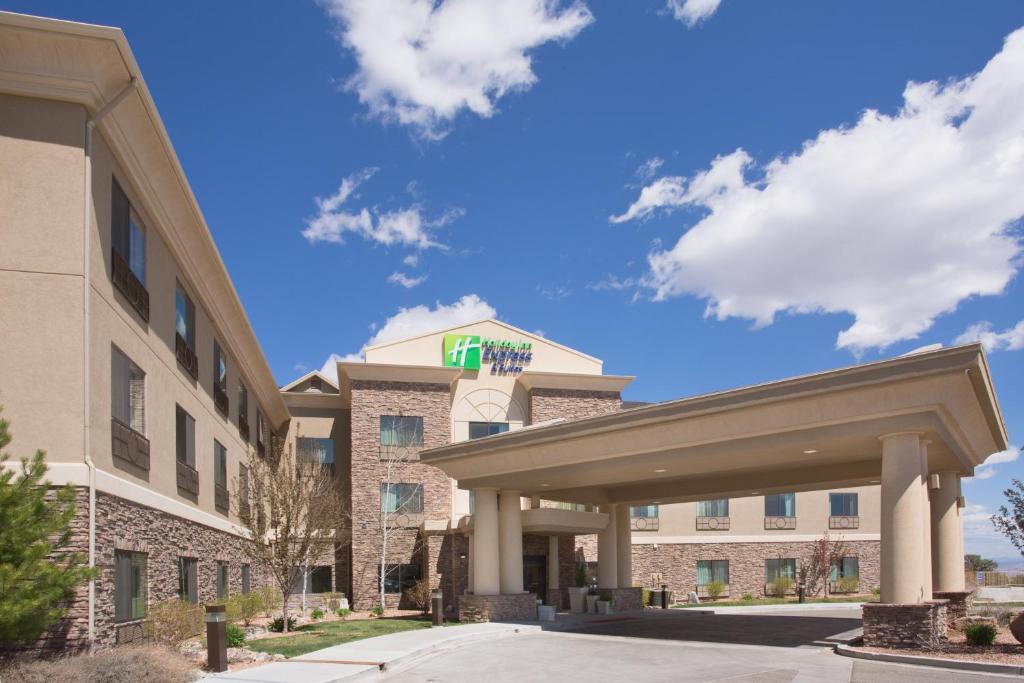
[111, 346, 145, 434]
[175, 285, 196, 350]
[297, 437, 335, 465]
[764, 493, 796, 517]
[175, 405, 196, 467]
[256, 409, 266, 455]
[310, 566, 332, 593]
[558, 502, 587, 512]
[214, 441, 228, 488]
[382, 564, 421, 594]
[830, 557, 860, 580]
[765, 558, 797, 582]
[829, 492, 858, 517]
[115, 550, 147, 622]
[241, 564, 251, 594]
[217, 562, 229, 599]
[469, 422, 509, 439]
[381, 483, 424, 514]
[178, 557, 198, 603]
[380, 415, 424, 448]
[697, 499, 729, 517]
[238, 383, 249, 438]
[697, 560, 729, 585]
[630, 505, 658, 518]
[213, 341, 228, 414]
[111, 179, 147, 284]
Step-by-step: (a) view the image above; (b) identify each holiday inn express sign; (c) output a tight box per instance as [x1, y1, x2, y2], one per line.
[443, 334, 533, 375]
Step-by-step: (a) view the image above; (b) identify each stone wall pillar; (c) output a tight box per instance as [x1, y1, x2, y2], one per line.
[597, 503, 618, 589]
[932, 471, 966, 593]
[615, 504, 632, 588]
[498, 490, 524, 594]
[548, 535, 559, 590]
[919, 440, 933, 599]
[472, 488, 499, 595]
[880, 432, 928, 604]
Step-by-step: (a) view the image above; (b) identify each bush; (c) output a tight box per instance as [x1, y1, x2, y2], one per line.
[641, 587, 650, 606]
[769, 576, 794, 598]
[371, 605, 384, 617]
[310, 608, 324, 620]
[2, 644, 195, 683]
[964, 623, 998, 646]
[268, 616, 297, 633]
[405, 578, 433, 614]
[741, 592, 755, 601]
[254, 586, 283, 617]
[226, 623, 247, 648]
[146, 598, 204, 646]
[704, 581, 726, 600]
[836, 577, 860, 594]
[575, 563, 587, 588]
[337, 608, 352, 620]
[323, 592, 344, 611]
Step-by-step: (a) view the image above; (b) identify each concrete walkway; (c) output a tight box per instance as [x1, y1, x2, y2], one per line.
[205, 622, 539, 683]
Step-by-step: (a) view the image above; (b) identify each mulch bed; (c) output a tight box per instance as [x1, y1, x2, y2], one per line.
[855, 626, 1024, 666]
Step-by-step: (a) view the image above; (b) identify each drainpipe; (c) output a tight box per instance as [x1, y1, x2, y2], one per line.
[82, 77, 137, 653]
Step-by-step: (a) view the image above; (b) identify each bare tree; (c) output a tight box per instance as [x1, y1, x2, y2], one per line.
[377, 413, 425, 612]
[233, 428, 348, 633]
[993, 479, 1024, 558]
[804, 533, 848, 597]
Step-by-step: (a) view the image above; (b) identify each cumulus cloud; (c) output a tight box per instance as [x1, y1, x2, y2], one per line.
[665, 0, 722, 27]
[618, 28, 1024, 352]
[319, 294, 497, 380]
[302, 169, 461, 250]
[403, 253, 420, 267]
[321, 0, 594, 138]
[962, 502, 1020, 559]
[956, 320, 1024, 353]
[967, 445, 1021, 482]
[387, 271, 428, 288]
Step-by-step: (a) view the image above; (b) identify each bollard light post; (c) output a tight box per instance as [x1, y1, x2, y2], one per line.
[431, 589, 444, 627]
[205, 603, 228, 672]
[661, 583, 668, 609]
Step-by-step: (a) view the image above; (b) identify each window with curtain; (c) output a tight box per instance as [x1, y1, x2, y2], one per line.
[765, 558, 797, 582]
[469, 422, 509, 439]
[297, 437, 335, 465]
[696, 499, 729, 517]
[697, 560, 729, 585]
[380, 415, 424, 447]
[115, 550, 147, 622]
[381, 483, 424, 514]
[214, 340, 227, 392]
[382, 564, 421, 594]
[178, 557, 197, 603]
[111, 179, 147, 284]
[111, 346, 145, 434]
[241, 564, 251, 594]
[175, 405, 195, 467]
[764, 493, 796, 517]
[829, 557, 860, 580]
[214, 440, 227, 488]
[630, 505, 658, 518]
[829, 492, 858, 517]
[238, 383, 248, 425]
[216, 562, 229, 599]
[175, 284, 195, 350]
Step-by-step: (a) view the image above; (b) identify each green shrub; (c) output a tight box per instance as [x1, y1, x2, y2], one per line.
[741, 592, 755, 601]
[323, 592, 343, 611]
[337, 608, 352, 620]
[268, 616, 297, 633]
[146, 598, 204, 646]
[641, 587, 650, 607]
[310, 607, 324, 620]
[769, 576, 794, 598]
[254, 586, 283, 617]
[964, 623, 997, 646]
[575, 563, 587, 588]
[704, 581, 726, 600]
[871, 587, 881, 596]
[836, 577, 860, 594]
[371, 605, 384, 617]
[226, 623, 246, 648]
[2, 644, 195, 683]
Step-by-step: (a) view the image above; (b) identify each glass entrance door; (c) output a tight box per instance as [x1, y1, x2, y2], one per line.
[523, 555, 547, 601]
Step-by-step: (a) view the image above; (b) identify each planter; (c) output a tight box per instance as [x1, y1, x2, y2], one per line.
[596, 600, 613, 615]
[537, 605, 556, 622]
[585, 594, 600, 613]
[568, 587, 588, 613]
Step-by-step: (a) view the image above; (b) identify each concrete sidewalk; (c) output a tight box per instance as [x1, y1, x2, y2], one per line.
[205, 622, 540, 683]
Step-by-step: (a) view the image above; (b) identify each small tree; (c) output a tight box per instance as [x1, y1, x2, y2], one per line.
[804, 533, 847, 597]
[234, 429, 348, 633]
[0, 409, 97, 643]
[965, 554, 999, 572]
[992, 480, 1024, 559]
[405, 578, 432, 615]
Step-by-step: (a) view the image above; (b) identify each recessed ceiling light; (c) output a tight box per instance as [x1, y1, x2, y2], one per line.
[869, 480, 880, 484]
[654, 468, 667, 473]
[540, 483, 550, 487]
[652, 501, 662, 504]
[803, 449, 818, 454]
[751, 491, 761, 495]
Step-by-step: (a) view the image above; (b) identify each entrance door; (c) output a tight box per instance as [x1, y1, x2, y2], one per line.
[523, 555, 547, 601]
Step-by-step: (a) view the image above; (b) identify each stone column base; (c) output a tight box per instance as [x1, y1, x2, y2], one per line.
[862, 601, 949, 649]
[458, 593, 537, 623]
[933, 591, 973, 629]
[598, 587, 643, 612]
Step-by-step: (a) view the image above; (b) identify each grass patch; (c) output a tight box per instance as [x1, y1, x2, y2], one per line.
[248, 617, 444, 658]
[672, 595, 873, 609]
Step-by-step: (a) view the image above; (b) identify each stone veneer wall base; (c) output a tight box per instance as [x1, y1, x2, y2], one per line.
[459, 593, 537, 623]
[932, 591, 973, 630]
[862, 600, 949, 649]
[598, 587, 643, 612]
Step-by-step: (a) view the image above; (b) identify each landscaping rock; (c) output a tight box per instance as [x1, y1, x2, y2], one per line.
[244, 625, 268, 638]
[226, 647, 285, 664]
[1008, 612, 1024, 644]
[179, 640, 204, 660]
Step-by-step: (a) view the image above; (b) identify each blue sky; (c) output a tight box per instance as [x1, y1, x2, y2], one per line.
[11, 0, 1024, 561]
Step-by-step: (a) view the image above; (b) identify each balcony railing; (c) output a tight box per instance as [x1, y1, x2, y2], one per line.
[829, 515, 860, 530]
[214, 483, 230, 513]
[764, 516, 797, 530]
[111, 249, 150, 322]
[630, 516, 659, 531]
[176, 460, 199, 496]
[238, 415, 250, 442]
[111, 418, 150, 471]
[696, 516, 730, 531]
[175, 333, 198, 380]
[214, 384, 229, 416]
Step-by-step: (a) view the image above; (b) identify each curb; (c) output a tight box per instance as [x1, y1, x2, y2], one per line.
[834, 642, 1024, 676]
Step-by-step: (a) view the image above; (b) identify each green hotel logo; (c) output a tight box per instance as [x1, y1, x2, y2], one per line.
[443, 334, 481, 370]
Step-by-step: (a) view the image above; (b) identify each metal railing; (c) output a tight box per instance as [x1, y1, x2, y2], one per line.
[764, 516, 797, 530]
[175, 333, 198, 380]
[176, 460, 199, 496]
[829, 515, 860, 530]
[111, 248, 150, 322]
[631, 516, 659, 531]
[696, 516, 730, 531]
[978, 571, 1024, 587]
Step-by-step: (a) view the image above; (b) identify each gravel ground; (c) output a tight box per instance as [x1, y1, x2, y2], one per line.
[857, 626, 1024, 666]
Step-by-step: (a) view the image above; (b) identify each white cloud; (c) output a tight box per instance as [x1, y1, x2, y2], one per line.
[635, 157, 665, 182]
[403, 253, 420, 267]
[967, 445, 1021, 482]
[322, 0, 594, 138]
[387, 271, 428, 288]
[319, 294, 497, 375]
[955, 320, 1024, 353]
[620, 28, 1024, 352]
[587, 274, 639, 291]
[538, 284, 571, 301]
[665, 0, 722, 27]
[302, 169, 461, 250]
